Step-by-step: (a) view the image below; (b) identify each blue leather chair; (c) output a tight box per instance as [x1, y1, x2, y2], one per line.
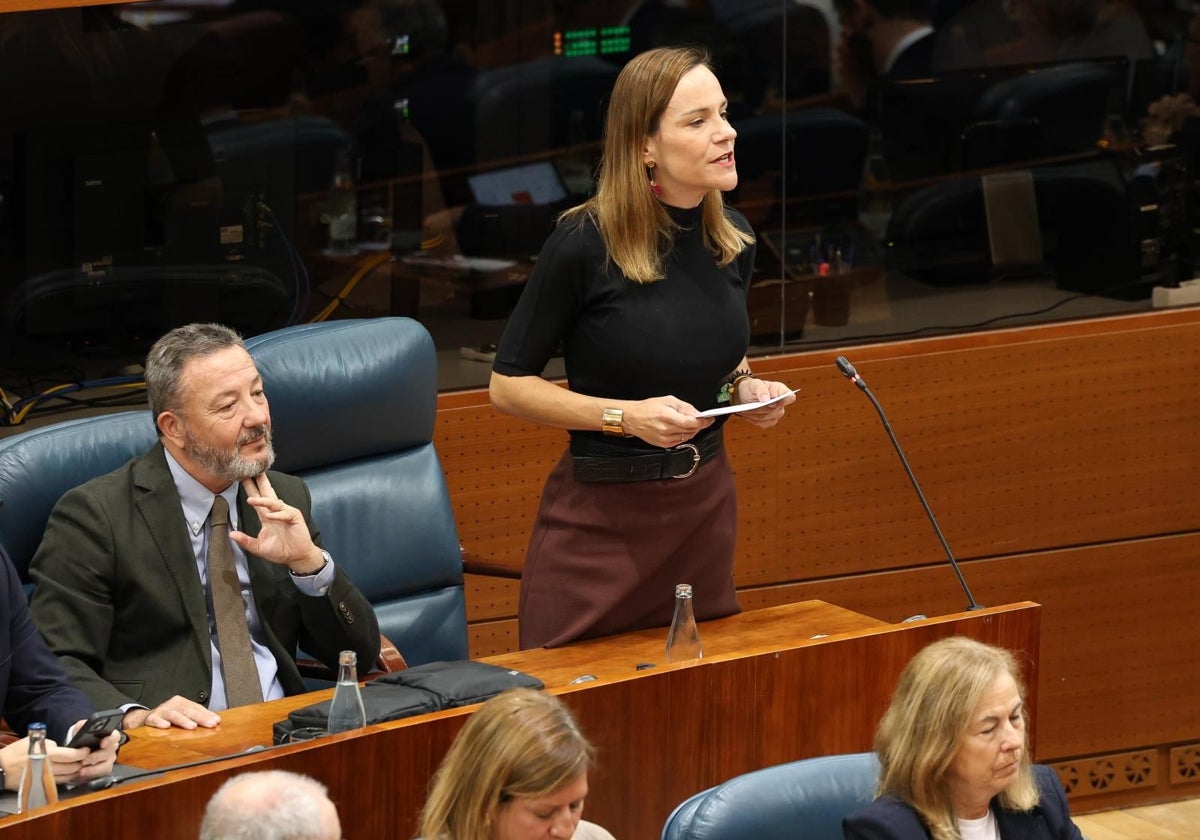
[243, 318, 468, 666]
[0, 317, 468, 670]
[660, 752, 880, 840]
[0, 412, 157, 598]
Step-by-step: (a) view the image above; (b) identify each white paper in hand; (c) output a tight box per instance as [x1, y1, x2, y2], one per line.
[696, 388, 800, 418]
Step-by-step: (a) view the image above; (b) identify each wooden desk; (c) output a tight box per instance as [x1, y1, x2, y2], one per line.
[0, 600, 1039, 839]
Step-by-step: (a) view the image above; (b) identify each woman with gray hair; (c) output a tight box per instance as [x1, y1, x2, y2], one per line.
[843, 637, 1084, 840]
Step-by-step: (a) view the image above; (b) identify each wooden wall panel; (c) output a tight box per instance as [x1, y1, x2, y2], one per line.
[737, 534, 1200, 762]
[436, 394, 560, 576]
[438, 309, 1200, 807]
[441, 310, 1200, 620]
[739, 323, 1200, 584]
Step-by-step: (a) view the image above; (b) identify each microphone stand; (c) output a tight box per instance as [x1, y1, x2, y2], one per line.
[80, 744, 277, 792]
[835, 356, 983, 612]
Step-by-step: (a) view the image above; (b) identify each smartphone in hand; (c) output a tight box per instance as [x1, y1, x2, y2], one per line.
[64, 709, 125, 750]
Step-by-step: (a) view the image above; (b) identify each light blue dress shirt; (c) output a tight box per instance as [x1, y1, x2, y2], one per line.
[164, 450, 336, 711]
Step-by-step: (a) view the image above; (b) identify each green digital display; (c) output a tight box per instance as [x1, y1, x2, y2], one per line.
[555, 26, 631, 57]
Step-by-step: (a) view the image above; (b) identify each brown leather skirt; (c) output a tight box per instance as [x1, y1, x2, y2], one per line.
[517, 448, 741, 649]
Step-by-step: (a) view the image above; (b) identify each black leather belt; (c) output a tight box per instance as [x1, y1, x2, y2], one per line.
[572, 431, 723, 483]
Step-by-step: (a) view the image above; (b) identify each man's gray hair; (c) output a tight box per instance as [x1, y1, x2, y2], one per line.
[145, 323, 245, 422]
[198, 770, 338, 840]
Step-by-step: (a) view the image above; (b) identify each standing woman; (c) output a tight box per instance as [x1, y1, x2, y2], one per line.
[490, 46, 796, 649]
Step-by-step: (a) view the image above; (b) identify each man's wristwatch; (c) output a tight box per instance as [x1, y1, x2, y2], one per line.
[601, 408, 631, 437]
[291, 549, 332, 577]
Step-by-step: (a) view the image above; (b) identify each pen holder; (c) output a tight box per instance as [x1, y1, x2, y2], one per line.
[812, 274, 851, 326]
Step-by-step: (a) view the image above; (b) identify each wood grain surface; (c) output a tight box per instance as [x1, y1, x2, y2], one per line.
[0, 602, 1039, 839]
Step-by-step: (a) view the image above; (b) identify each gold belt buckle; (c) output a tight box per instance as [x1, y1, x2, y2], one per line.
[671, 443, 701, 479]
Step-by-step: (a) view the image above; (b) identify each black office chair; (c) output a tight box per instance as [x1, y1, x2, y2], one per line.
[885, 159, 1138, 294]
[969, 59, 1127, 165]
[885, 176, 992, 287]
[729, 3, 831, 108]
[733, 108, 867, 222]
[469, 55, 618, 164]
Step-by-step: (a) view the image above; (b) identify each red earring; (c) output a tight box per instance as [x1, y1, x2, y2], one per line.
[647, 163, 663, 197]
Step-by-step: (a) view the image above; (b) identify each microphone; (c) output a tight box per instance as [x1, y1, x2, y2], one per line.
[834, 356, 982, 612]
[83, 745, 273, 792]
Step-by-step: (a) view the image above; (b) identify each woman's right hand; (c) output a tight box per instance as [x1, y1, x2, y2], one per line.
[0, 738, 21, 790]
[0, 729, 122, 790]
[624, 396, 713, 449]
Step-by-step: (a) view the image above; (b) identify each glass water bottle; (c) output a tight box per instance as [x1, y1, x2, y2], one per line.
[327, 650, 367, 733]
[858, 125, 893, 241]
[17, 722, 58, 813]
[665, 584, 703, 663]
[327, 151, 358, 255]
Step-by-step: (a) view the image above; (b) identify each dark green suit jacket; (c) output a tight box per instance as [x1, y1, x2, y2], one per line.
[28, 443, 379, 711]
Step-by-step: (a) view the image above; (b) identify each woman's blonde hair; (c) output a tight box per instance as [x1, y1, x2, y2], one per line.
[418, 688, 593, 840]
[561, 45, 754, 283]
[874, 637, 1039, 840]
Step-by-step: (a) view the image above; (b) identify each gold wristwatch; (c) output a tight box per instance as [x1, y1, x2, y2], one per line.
[601, 407, 631, 437]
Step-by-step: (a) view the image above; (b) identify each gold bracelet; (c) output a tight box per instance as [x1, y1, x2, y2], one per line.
[601, 407, 631, 437]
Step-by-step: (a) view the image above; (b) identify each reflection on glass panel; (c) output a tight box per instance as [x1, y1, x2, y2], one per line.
[0, 0, 1196, 426]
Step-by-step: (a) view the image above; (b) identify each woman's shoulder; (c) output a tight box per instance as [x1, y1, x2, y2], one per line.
[553, 206, 603, 241]
[1030, 764, 1072, 812]
[540, 209, 606, 259]
[1003, 765, 1084, 839]
[572, 819, 617, 840]
[844, 796, 930, 838]
[1031, 764, 1067, 798]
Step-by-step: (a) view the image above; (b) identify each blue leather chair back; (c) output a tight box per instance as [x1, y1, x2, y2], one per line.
[0, 412, 158, 592]
[244, 318, 467, 664]
[0, 317, 467, 664]
[660, 752, 880, 840]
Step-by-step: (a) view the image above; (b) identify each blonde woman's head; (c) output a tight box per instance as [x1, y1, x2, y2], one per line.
[419, 689, 594, 840]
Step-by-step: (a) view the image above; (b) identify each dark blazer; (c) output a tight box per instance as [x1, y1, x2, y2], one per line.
[28, 444, 379, 712]
[0, 546, 93, 743]
[843, 765, 1085, 840]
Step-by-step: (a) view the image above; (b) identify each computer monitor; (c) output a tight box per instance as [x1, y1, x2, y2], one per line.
[467, 161, 568, 207]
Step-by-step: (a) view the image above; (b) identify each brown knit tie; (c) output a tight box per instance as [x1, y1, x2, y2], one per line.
[208, 495, 263, 707]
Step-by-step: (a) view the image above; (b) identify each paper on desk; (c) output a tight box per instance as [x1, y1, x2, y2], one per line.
[400, 254, 517, 272]
[696, 388, 800, 417]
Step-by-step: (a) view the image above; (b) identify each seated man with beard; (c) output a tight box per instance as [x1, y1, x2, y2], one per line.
[29, 323, 379, 731]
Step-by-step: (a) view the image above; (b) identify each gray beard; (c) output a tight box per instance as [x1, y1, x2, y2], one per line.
[184, 424, 276, 484]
